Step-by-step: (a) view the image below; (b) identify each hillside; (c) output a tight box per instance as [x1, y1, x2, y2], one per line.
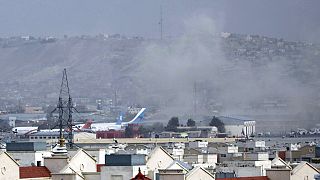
[0, 34, 320, 128]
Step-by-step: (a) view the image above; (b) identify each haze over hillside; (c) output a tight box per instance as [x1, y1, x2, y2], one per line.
[1, 21, 320, 130]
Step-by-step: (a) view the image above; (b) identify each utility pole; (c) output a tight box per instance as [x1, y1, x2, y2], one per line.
[114, 90, 118, 108]
[193, 82, 197, 119]
[159, 5, 163, 40]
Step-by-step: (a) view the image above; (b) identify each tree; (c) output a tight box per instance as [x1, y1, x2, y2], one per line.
[209, 116, 225, 133]
[150, 122, 164, 133]
[138, 125, 151, 137]
[125, 126, 134, 138]
[187, 118, 196, 127]
[165, 117, 179, 132]
[0, 120, 11, 132]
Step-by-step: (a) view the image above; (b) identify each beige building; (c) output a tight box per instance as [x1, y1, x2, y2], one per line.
[158, 166, 215, 180]
[0, 151, 20, 180]
[267, 156, 320, 180]
[186, 166, 215, 180]
[291, 162, 320, 180]
[158, 169, 186, 180]
[101, 165, 148, 180]
[44, 148, 97, 180]
[146, 146, 175, 179]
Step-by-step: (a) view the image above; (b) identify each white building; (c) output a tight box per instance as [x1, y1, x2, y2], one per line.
[0, 152, 20, 180]
[267, 160, 320, 180]
[219, 116, 256, 137]
[6, 142, 51, 166]
[44, 148, 98, 180]
[189, 141, 208, 149]
[8, 150, 51, 166]
[101, 154, 148, 180]
[146, 146, 175, 179]
[218, 160, 271, 177]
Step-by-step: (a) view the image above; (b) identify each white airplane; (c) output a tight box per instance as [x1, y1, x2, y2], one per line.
[12, 127, 38, 136]
[79, 108, 146, 131]
[12, 120, 94, 135]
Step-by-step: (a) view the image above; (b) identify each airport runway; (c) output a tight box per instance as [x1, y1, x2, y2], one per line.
[74, 137, 236, 145]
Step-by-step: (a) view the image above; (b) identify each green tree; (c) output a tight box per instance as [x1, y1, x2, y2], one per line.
[187, 118, 196, 127]
[209, 116, 225, 133]
[165, 117, 179, 132]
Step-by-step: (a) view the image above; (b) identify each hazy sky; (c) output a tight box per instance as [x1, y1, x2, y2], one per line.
[0, 0, 320, 42]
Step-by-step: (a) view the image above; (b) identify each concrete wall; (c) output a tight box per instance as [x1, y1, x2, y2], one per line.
[236, 167, 262, 177]
[146, 147, 174, 179]
[218, 166, 261, 177]
[189, 141, 208, 148]
[100, 165, 147, 180]
[225, 125, 244, 137]
[44, 156, 69, 173]
[7, 151, 35, 166]
[204, 154, 218, 164]
[218, 146, 238, 154]
[159, 173, 185, 180]
[0, 153, 19, 180]
[68, 150, 97, 174]
[245, 152, 269, 161]
[254, 160, 272, 176]
[35, 151, 52, 166]
[266, 169, 291, 180]
[171, 148, 184, 161]
[83, 172, 101, 180]
[85, 149, 106, 164]
[51, 173, 77, 180]
[184, 154, 204, 164]
[7, 150, 51, 166]
[186, 168, 214, 180]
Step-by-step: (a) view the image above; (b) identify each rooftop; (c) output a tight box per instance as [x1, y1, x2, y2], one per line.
[19, 166, 51, 179]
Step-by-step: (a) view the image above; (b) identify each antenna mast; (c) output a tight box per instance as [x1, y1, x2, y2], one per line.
[159, 5, 163, 40]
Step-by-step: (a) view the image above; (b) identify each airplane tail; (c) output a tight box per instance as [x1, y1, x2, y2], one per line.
[71, 119, 94, 132]
[127, 108, 146, 124]
[81, 119, 93, 129]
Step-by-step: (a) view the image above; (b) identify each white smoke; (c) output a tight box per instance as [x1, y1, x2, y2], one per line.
[135, 15, 317, 125]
